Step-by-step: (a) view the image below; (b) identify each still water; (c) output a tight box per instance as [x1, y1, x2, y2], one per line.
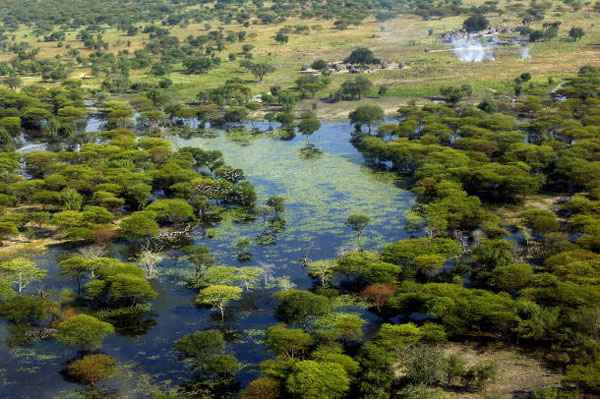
[1, 121, 414, 398]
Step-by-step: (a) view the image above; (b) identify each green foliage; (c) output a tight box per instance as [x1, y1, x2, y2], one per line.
[175, 329, 240, 385]
[275, 289, 331, 325]
[0, 257, 46, 294]
[196, 284, 242, 321]
[265, 324, 314, 359]
[345, 48, 380, 65]
[120, 211, 159, 241]
[55, 314, 115, 349]
[146, 199, 194, 225]
[349, 105, 384, 134]
[286, 360, 350, 399]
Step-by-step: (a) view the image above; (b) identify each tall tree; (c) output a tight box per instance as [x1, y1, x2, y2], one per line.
[0, 258, 46, 294]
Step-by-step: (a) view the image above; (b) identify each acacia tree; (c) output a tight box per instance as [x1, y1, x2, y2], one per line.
[196, 284, 242, 321]
[265, 324, 313, 359]
[346, 213, 371, 249]
[360, 283, 396, 311]
[240, 60, 276, 82]
[59, 256, 93, 294]
[286, 360, 350, 399]
[0, 258, 47, 294]
[349, 105, 383, 133]
[236, 267, 264, 291]
[306, 260, 336, 287]
[297, 111, 321, 145]
[56, 314, 115, 350]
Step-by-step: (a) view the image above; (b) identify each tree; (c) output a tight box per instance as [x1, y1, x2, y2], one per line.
[346, 213, 371, 248]
[569, 27, 585, 41]
[339, 76, 372, 100]
[297, 111, 321, 145]
[492, 263, 533, 292]
[242, 377, 281, 399]
[109, 273, 158, 305]
[196, 284, 242, 321]
[175, 329, 240, 381]
[275, 31, 289, 44]
[56, 314, 115, 349]
[137, 250, 164, 279]
[59, 256, 93, 294]
[0, 258, 46, 294]
[361, 283, 396, 311]
[463, 14, 490, 33]
[345, 48, 380, 65]
[183, 245, 215, 281]
[521, 209, 559, 235]
[237, 267, 264, 290]
[440, 85, 472, 105]
[265, 324, 313, 359]
[3, 74, 22, 90]
[66, 354, 117, 385]
[296, 75, 329, 98]
[564, 360, 600, 391]
[146, 199, 194, 225]
[313, 312, 366, 343]
[286, 360, 350, 399]
[311, 59, 328, 70]
[120, 211, 159, 241]
[241, 60, 276, 82]
[306, 260, 336, 287]
[275, 289, 331, 325]
[349, 105, 383, 134]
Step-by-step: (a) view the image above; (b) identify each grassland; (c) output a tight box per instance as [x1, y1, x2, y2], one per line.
[2, 0, 599, 117]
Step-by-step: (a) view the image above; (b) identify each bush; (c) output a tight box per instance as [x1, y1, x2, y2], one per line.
[66, 354, 117, 385]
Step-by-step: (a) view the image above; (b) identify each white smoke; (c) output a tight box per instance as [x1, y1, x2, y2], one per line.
[451, 36, 495, 62]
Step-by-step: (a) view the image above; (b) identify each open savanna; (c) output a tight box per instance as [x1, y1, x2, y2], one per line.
[2, 0, 599, 115]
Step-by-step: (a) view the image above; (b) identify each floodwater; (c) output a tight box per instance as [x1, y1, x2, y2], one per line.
[0, 121, 414, 398]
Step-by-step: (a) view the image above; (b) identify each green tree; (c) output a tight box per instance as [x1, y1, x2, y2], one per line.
[313, 312, 366, 343]
[265, 324, 313, 359]
[56, 314, 115, 349]
[306, 260, 336, 287]
[237, 267, 264, 290]
[120, 211, 159, 241]
[345, 47, 380, 65]
[196, 284, 242, 321]
[297, 111, 321, 145]
[286, 360, 350, 399]
[0, 258, 46, 294]
[349, 105, 383, 133]
[241, 60, 276, 82]
[569, 27, 585, 41]
[492, 263, 533, 292]
[146, 199, 194, 225]
[275, 31, 289, 44]
[275, 289, 331, 325]
[346, 213, 371, 248]
[463, 14, 490, 32]
[59, 256, 93, 294]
